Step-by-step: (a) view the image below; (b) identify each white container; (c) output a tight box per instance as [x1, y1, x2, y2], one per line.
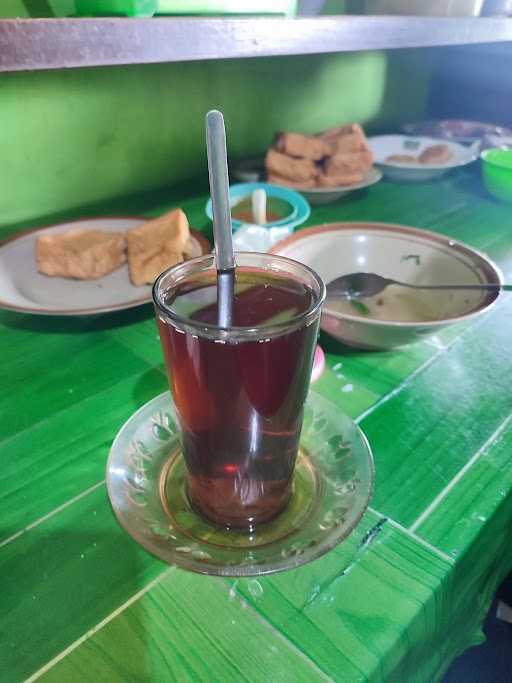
[365, 0, 484, 16]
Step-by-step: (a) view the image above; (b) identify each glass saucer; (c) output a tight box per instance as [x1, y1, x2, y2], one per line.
[106, 391, 374, 577]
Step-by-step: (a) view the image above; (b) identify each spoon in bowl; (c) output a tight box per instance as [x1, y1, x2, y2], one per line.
[326, 272, 511, 300]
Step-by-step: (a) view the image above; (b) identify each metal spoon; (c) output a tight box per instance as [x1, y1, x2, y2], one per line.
[326, 272, 511, 300]
[206, 110, 235, 327]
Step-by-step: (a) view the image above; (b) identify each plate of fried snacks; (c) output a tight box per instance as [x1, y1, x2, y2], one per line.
[368, 134, 478, 182]
[0, 210, 210, 315]
[264, 123, 382, 204]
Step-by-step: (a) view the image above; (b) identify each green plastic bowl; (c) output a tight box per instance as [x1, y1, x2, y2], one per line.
[481, 148, 512, 203]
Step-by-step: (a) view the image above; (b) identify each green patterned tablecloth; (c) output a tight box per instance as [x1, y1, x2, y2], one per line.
[2, 169, 512, 682]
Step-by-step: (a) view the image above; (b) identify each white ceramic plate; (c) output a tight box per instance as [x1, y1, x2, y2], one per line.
[0, 217, 210, 316]
[233, 161, 381, 205]
[368, 135, 478, 182]
[300, 167, 382, 205]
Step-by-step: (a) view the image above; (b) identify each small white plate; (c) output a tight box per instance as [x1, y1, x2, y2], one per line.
[300, 166, 382, 205]
[368, 135, 478, 182]
[0, 217, 210, 316]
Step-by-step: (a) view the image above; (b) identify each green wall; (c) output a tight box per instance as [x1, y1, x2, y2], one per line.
[1, 50, 432, 227]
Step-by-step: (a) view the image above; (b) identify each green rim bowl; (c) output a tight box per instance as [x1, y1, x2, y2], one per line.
[481, 148, 512, 203]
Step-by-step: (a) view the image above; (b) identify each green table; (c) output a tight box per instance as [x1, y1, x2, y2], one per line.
[2, 169, 512, 682]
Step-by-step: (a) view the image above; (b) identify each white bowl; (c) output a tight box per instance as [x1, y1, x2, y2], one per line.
[368, 135, 478, 182]
[271, 222, 502, 350]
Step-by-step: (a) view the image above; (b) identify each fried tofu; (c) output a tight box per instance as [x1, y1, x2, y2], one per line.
[36, 229, 126, 280]
[320, 123, 362, 141]
[328, 131, 369, 155]
[265, 149, 317, 182]
[275, 132, 331, 161]
[127, 208, 190, 286]
[265, 122, 372, 189]
[385, 154, 418, 164]
[320, 123, 367, 152]
[324, 149, 373, 177]
[418, 144, 453, 165]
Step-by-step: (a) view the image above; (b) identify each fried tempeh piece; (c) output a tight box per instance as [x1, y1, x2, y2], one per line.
[385, 154, 418, 164]
[324, 149, 373, 176]
[36, 229, 126, 280]
[418, 144, 453, 165]
[275, 132, 331, 161]
[265, 149, 317, 182]
[320, 123, 369, 155]
[328, 131, 369, 155]
[127, 208, 190, 286]
[319, 123, 362, 141]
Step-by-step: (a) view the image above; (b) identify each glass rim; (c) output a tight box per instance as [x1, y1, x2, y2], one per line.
[152, 251, 326, 339]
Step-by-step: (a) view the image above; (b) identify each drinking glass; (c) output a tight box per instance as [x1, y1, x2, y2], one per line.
[153, 252, 325, 530]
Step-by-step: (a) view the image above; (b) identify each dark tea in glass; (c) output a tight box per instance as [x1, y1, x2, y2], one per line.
[153, 253, 325, 530]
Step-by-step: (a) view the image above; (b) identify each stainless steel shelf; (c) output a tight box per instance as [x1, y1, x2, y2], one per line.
[1, 16, 512, 73]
